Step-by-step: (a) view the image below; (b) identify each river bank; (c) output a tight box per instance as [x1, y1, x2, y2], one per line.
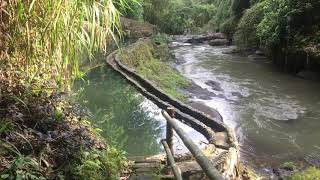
[0, 81, 127, 179]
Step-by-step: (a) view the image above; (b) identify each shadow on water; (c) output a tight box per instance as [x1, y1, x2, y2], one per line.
[74, 65, 162, 156]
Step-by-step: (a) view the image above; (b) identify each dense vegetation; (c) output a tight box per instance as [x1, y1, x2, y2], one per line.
[132, 0, 320, 72]
[136, 0, 320, 54]
[0, 0, 131, 179]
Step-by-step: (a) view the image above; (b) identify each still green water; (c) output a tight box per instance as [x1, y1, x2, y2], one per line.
[74, 66, 163, 156]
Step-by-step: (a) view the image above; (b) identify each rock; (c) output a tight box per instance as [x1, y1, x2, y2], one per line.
[184, 84, 216, 100]
[211, 32, 227, 39]
[120, 17, 157, 39]
[231, 92, 243, 98]
[177, 161, 206, 180]
[248, 54, 268, 60]
[213, 132, 229, 149]
[208, 39, 229, 46]
[272, 168, 295, 179]
[255, 50, 264, 56]
[189, 101, 223, 122]
[297, 70, 320, 81]
[216, 94, 226, 99]
[185, 33, 227, 44]
[205, 80, 223, 91]
[280, 162, 296, 171]
[307, 159, 320, 168]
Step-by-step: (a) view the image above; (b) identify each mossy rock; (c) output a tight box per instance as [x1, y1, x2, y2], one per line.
[281, 162, 296, 171]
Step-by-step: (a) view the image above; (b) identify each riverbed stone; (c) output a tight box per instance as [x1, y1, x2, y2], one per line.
[205, 80, 223, 91]
[255, 50, 265, 56]
[208, 39, 229, 46]
[183, 84, 216, 100]
[231, 92, 243, 98]
[185, 33, 227, 44]
[248, 54, 268, 60]
[189, 101, 223, 122]
[213, 132, 229, 149]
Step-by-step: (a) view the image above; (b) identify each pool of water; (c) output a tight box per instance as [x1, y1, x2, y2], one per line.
[74, 65, 207, 156]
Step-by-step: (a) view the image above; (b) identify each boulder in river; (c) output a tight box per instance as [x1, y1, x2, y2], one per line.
[248, 54, 268, 61]
[185, 33, 227, 44]
[297, 70, 320, 81]
[255, 50, 265, 56]
[208, 39, 229, 46]
[189, 101, 223, 122]
[184, 84, 216, 100]
[205, 80, 223, 91]
[231, 92, 243, 98]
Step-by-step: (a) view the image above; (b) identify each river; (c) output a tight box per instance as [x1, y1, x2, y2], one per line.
[171, 40, 320, 170]
[75, 39, 320, 174]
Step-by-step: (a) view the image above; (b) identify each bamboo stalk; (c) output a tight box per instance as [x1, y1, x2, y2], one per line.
[162, 110, 224, 180]
[161, 139, 183, 180]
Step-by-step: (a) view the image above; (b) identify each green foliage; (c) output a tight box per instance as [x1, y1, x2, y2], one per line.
[220, 16, 238, 38]
[215, 0, 233, 28]
[114, 0, 143, 20]
[234, 2, 264, 48]
[1, 156, 45, 180]
[120, 39, 190, 100]
[256, 0, 290, 47]
[3, 0, 126, 91]
[280, 161, 296, 171]
[152, 33, 169, 45]
[231, 0, 251, 16]
[137, 56, 190, 101]
[288, 167, 320, 180]
[72, 148, 126, 180]
[143, 0, 217, 34]
[0, 120, 13, 134]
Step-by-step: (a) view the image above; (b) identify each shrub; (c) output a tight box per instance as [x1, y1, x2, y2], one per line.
[234, 2, 264, 49]
[72, 148, 127, 180]
[257, 0, 290, 47]
[114, 0, 143, 20]
[289, 167, 320, 180]
[220, 16, 238, 38]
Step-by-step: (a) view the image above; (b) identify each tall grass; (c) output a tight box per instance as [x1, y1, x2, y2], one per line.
[1, 0, 130, 90]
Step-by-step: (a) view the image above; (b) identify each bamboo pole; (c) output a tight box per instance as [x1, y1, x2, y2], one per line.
[161, 140, 183, 180]
[162, 110, 224, 180]
[166, 107, 175, 155]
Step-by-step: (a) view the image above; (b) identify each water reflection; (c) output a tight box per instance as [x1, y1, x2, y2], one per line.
[74, 66, 162, 156]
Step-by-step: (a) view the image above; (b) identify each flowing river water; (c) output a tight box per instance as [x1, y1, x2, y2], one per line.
[75, 39, 320, 175]
[171, 39, 320, 170]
